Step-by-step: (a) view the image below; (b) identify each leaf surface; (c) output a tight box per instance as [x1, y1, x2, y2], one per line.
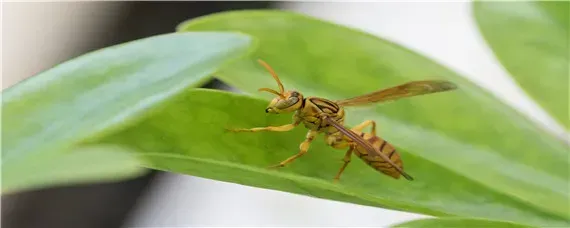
[392, 217, 533, 228]
[167, 10, 569, 226]
[474, 1, 569, 130]
[2, 32, 254, 192]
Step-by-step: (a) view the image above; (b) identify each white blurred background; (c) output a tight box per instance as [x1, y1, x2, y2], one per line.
[3, 1, 565, 227]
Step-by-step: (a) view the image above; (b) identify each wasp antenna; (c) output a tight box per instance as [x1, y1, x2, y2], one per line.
[257, 59, 285, 94]
[258, 88, 285, 98]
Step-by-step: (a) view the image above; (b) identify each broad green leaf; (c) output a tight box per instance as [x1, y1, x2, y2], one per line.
[171, 10, 569, 226]
[2, 145, 146, 194]
[97, 89, 566, 227]
[393, 217, 532, 228]
[474, 1, 569, 130]
[2, 32, 254, 192]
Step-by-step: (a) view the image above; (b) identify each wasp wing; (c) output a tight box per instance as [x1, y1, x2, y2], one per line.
[336, 80, 456, 106]
[324, 117, 414, 180]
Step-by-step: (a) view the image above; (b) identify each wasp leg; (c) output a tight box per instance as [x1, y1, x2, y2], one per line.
[268, 130, 317, 169]
[351, 120, 377, 136]
[334, 146, 354, 182]
[228, 123, 297, 133]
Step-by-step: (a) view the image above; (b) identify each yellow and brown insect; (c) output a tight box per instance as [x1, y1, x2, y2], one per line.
[229, 59, 457, 181]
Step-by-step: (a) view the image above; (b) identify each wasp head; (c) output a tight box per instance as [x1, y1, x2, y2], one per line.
[256, 59, 304, 114]
[265, 90, 303, 114]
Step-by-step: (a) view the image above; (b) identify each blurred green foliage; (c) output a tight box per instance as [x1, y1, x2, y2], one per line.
[474, 1, 569, 130]
[393, 217, 533, 228]
[3, 3, 568, 228]
[2, 32, 254, 193]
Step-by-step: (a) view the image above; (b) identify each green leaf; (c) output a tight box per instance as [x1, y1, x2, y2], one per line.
[96, 88, 568, 227]
[392, 217, 533, 228]
[2, 32, 254, 193]
[474, 1, 569, 130]
[2, 145, 147, 194]
[169, 10, 569, 226]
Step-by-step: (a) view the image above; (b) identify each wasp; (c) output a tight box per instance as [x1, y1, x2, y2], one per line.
[229, 59, 457, 182]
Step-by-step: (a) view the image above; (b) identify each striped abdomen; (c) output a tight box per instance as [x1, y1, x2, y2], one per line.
[353, 133, 404, 179]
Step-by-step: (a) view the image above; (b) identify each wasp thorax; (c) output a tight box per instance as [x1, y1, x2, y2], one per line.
[265, 90, 303, 114]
